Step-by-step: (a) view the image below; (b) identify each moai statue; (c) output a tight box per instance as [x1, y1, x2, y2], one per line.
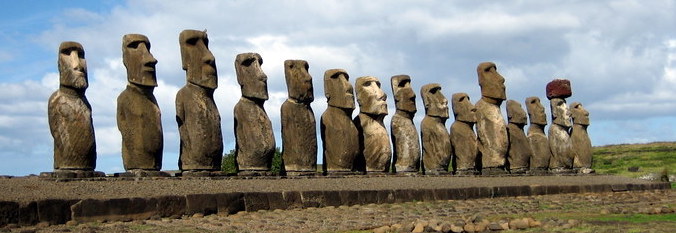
[47, 41, 101, 178]
[546, 79, 574, 173]
[506, 100, 532, 174]
[474, 62, 508, 175]
[354, 76, 391, 173]
[570, 102, 595, 174]
[390, 75, 421, 173]
[117, 34, 165, 175]
[234, 53, 276, 175]
[420, 84, 451, 174]
[175, 30, 223, 173]
[281, 60, 316, 176]
[450, 93, 478, 175]
[525, 96, 552, 174]
[321, 69, 360, 174]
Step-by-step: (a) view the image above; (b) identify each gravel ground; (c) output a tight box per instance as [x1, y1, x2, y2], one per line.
[4, 189, 674, 232]
[0, 174, 655, 202]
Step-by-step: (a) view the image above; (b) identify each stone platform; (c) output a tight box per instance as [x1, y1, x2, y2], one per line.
[0, 175, 669, 226]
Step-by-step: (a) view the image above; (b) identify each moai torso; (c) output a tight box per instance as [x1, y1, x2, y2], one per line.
[49, 41, 96, 170]
[474, 62, 508, 174]
[450, 93, 478, 175]
[117, 34, 163, 171]
[281, 60, 317, 174]
[321, 69, 359, 173]
[525, 96, 551, 172]
[420, 84, 451, 174]
[506, 100, 532, 173]
[234, 53, 275, 172]
[546, 79, 574, 172]
[570, 102, 593, 173]
[176, 30, 223, 171]
[354, 76, 391, 173]
[390, 75, 420, 173]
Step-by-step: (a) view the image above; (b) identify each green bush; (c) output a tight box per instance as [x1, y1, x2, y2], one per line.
[221, 147, 285, 175]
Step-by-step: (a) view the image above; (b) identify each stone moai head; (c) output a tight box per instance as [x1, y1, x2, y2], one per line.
[284, 59, 313, 103]
[506, 100, 528, 125]
[452, 93, 476, 123]
[356, 76, 388, 115]
[525, 96, 547, 125]
[391, 75, 416, 113]
[421, 83, 449, 119]
[123, 34, 158, 87]
[477, 62, 506, 101]
[235, 53, 268, 100]
[570, 102, 590, 126]
[550, 98, 572, 127]
[546, 79, 572, 100]
[179, 29, 217, 89]
[58, 41, 88, 90]
[324, 69, 355, 109]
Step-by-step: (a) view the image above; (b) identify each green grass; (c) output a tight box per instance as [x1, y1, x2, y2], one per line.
[589, 213, 676, 223]
[593, 142, 676, 181]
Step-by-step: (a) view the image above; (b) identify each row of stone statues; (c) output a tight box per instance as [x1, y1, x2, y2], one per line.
[47, 30, 593, 178]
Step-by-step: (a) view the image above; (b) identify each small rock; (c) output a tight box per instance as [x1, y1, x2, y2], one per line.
[509, 218, 529, 229]
[450, 224, 464, 233]
[390, 223, 403, 232]
[4, 224, 19, 229]
[372, 226, 390, 233]
[412, 222, 426, 233]
[600, 209, 610, 214]
[18, 229, 36, 233]
[498, 219, 510, 230]
[440, 223, 452, 233]
[527, 218, 541, 228]
[66, 220, 78, 226]
[192, 213, 204, 218]
[487, 222, 503, 231]
[568, 219, 580, 226]
[661, 206, 674, 214]
[463, 223, 476, 232]
[36, 221, 51, 228]
[474, 221, 488, 232]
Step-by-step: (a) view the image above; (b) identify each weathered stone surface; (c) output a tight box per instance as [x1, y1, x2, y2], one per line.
[475, 62, 508, 174]
[506, 100, 532, 173]
[570, 102, 594, 173]
[281, 60, 316, 174]
[546, 79, 572, 99]
[176, 30, 223, 171]
[49, 41, 97, 171]
[234, 53, 275, 172]
[117, 34, 163, 171]
[525, 97, 551, 171]
[71, 198, 157, 223]
[450, 93, 478, 174]
[548, 96, 574, 172]
[420, 84, 451, 174]
[354, 76, 391, 173]
[390, 75, 420, 173]
[321, 69, 359, 173]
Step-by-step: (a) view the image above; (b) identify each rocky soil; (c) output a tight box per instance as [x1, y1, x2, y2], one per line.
[4, 189, 674, 233]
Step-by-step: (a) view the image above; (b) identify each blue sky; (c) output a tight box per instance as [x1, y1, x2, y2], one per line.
[0, 0, 675, 176]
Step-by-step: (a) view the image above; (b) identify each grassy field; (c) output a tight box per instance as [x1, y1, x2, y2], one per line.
[592, 141, 676, 187]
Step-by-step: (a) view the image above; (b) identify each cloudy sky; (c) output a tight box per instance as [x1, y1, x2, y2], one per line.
[0, 0, 674, 176]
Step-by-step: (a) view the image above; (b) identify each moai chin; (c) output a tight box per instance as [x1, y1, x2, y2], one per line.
[175, 29, 223, 172]
[234, 52, 275, 174]
[281, 60, 317, 175]
[450, 93, 478, 175]
[525, 96, 552, 174]
[506, 100, 532, 174]
[546, 79, 574, 173]
[48, 41, 97, 174]
[390, 75, 421, 173]
[354, 76, 391, 173]
[420, 84, 451, 175]
[117, 34, 163, 173]
[321, 69, 359, 174]
[570, 102, 595, 174]
[474, 62, 508, 175]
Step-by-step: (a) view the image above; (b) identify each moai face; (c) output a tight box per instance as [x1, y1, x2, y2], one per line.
[356, 76, 388, 115]
[123, 34, 158, 87]
[58, 41, 88, 90]
[525, 97, 547, 125]
[324, 69, 355, 109]
[284, 60, 313, 103]
[507, 100, 528, 124]
[391, 75, 416, 113]
[452, 93, 476, 123]
[477, 62, 506, 100]
[421, 83, 449, 119]
[180, 30, 217, 89]
[570, 102, 590, 126]
[235, 53, 268, 100]
[551, 98, 572, 127]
